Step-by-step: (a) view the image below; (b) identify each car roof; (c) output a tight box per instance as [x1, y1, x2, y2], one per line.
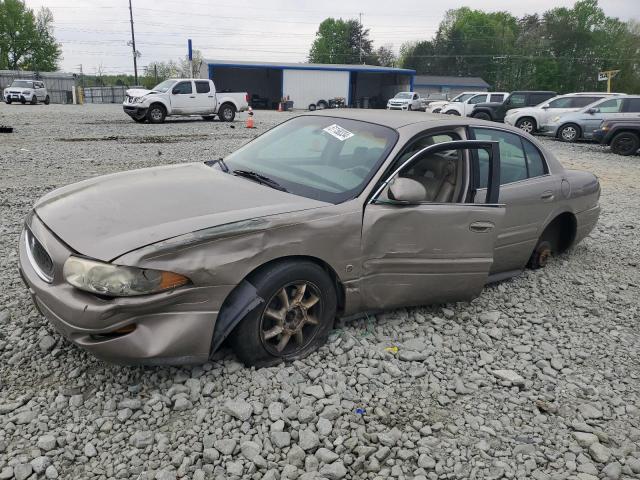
[303, 109, 510, 130]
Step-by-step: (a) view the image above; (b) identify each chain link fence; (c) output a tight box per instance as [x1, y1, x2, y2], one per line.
[83, 86, 128, 104]
[0, 70, 75, 104]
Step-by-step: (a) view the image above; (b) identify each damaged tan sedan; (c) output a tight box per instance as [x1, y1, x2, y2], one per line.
[19, 111, 600, 366]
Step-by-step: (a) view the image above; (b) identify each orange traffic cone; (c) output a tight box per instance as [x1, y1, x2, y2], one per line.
[246, 107, 255, 128]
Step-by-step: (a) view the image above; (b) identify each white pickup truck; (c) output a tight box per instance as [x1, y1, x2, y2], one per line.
[123, 78, 249, 123]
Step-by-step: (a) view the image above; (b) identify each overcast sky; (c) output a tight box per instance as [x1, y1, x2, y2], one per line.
[24, 0, 640, 76]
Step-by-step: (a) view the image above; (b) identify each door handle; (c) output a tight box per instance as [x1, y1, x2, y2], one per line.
[540, 191, 555, 201]
[469, 221, 495, 233]
[208, 95, 214, 98]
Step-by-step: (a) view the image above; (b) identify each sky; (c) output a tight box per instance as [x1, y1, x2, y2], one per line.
[24, 0, 640, 76]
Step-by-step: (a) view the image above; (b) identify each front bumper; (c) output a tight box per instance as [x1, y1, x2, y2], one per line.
[6, 93, 32, 102]
[18, 213, 232, 365]
[387, 104, 409, 111]
[123, 104, 148, 120]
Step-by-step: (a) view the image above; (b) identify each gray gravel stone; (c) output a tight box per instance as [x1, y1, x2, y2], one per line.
[223, 399, 253, 420]
[588, 442, 611, 463]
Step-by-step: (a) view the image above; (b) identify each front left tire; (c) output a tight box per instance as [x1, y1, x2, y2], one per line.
[229, 260, 337, 367]
[558, 123, 580, 142]
[515, 117, 537, 134]
[610, 131, 640, 156]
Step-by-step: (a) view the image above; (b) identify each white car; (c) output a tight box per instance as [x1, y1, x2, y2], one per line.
[387, 92, 421, 111]
[123, 79, 249, 123]
[504, 92, 624, 134]
[4, 79, 50, 105]
[427, 92, 488, 114]
[440, 92, 509, 116]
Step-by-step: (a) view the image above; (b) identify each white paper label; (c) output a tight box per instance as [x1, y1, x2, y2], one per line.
[323, 124, 355, 141]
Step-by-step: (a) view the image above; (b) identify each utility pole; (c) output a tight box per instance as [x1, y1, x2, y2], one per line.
[128, 0, 138, 84]
[358, 12, 363, 64]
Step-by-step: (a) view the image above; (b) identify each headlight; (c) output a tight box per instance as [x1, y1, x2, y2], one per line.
[134, 97, 145, 104]
[63, 256, 190, 297]
[23, 90, 32, 95]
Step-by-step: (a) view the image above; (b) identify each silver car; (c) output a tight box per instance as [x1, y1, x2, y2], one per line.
[540, 95, 640, 142]
[19, 111, 600, 367]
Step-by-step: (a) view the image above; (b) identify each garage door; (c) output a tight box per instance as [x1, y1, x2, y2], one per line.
[282, 69, 349, 109]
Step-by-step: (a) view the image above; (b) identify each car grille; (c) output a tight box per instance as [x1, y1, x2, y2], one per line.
[25, 228, 54, 282]
[9, 91, 21, 94]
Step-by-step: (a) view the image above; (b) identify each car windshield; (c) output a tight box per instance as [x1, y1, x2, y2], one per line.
[224, 116, 398, 204]
[152, 80, 175, 93]
[394, 92, 412, 99]
[451, 94, 474, 103]
[10, 80, 34, 88]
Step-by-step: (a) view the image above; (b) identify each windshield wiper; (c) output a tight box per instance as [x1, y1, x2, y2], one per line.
[232, 169, 287, 192]
[205, 158, 230, 173]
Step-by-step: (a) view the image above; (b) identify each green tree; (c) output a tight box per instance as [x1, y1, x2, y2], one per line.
[0, 0, 61, 71]
[374, 44, 396, 67]
[309, 18, 375, 64]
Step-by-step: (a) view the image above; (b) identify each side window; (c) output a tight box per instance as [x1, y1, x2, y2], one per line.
[547, 97, 573, 108]
[195, 81, 210, 94]
[490, 94, 505, 102]
[507, 93, 526, 106]
[522, 139, 547, 177]
[394, 132, 460, 167]
[413, 94, 418, 100]
[172, 81, 193, 95]
[596, 98, 623, 113]
[625, 98, 640, 113]
[571, 96, 601, 108]
[530, 93, 552, 105]
[472, 128, 528, 187]
[468, 94, 487, 104]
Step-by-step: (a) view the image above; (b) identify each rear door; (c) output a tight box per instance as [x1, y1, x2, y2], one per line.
[194, 80, 216, 113]
[470, 127, 558, 273]
[361, 140, 505, 310]
[169, 80, 199, 113]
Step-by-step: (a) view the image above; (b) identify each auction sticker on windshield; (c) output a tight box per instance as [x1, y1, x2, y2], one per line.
[323, 124, 355, 141]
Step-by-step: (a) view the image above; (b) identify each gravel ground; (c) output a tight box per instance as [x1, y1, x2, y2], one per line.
[0, 104, 639, 480]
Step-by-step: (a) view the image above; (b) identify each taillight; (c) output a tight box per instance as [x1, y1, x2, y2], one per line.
[245, 93, 249, 102]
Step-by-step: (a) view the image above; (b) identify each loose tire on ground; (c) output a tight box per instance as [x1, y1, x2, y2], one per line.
[308, 104, 317, 111]
[515, 117, 536, 134]
[218, 104, 235, 122]
[610, 131, 640, 156]
[472, 111, 491, 121]
[229, 260, 337, 368]
[558, 123, 580, 143]
[146, 104, 166, 124]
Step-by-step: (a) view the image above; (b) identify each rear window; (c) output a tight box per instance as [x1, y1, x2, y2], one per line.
[195, 81, 210, 94]
[490, 94, 505, 102]
[625, 98, 640, 113]
[529, 93, 554, 105]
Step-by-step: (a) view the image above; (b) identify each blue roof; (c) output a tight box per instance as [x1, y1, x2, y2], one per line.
[205, 59, 415, 75]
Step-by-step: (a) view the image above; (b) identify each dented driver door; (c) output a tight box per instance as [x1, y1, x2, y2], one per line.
[360, 140, 506, 311]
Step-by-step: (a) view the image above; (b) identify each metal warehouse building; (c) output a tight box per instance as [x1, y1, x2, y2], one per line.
[413, 75, 490, 96]
[0, 70, 76, 104]
[202, 60, 416, 110]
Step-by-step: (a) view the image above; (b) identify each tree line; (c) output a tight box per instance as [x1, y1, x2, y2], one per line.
[309, 0, 640, 93]
[0, 0, 61, 71]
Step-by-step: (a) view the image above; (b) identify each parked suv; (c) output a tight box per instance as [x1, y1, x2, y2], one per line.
[441, 92, 508, 116]
[3, 79, 50, 105]
[470, 91, 557, 123]
[504, 92, 622, 134]
[594, 118, 640, 156]
[539, 95, 640, 142]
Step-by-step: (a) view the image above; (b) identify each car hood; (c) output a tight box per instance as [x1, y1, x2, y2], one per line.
[6, 87, 30, 92]
[34, 163, 329, 262]
[125, 88, 156, 98]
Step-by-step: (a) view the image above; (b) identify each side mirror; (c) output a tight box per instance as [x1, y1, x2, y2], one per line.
[388, 178, 427, 203]
[587, 108, 598, 114]
[172, 88, 179, 95]
[541, 105, 549, 109]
